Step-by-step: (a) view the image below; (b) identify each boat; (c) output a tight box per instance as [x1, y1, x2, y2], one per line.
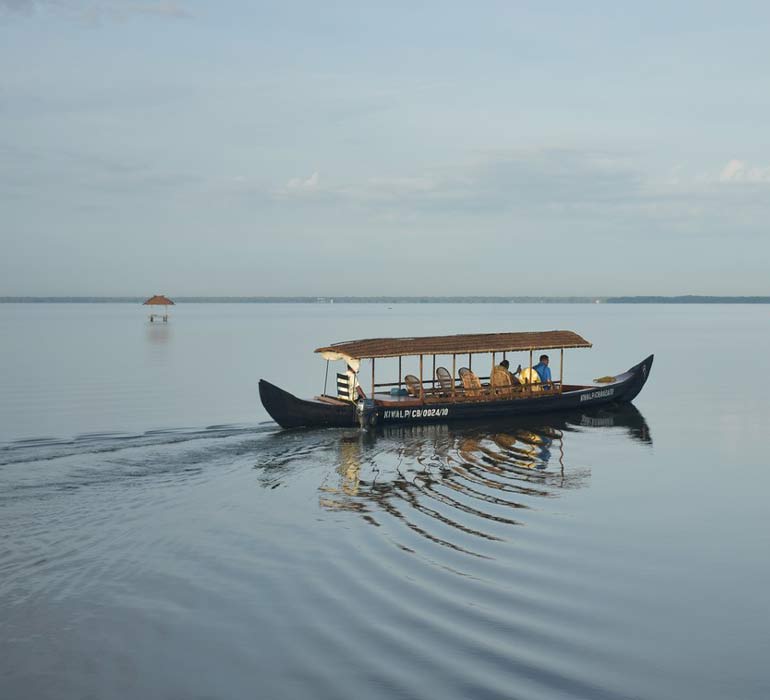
[259, 330, 653, 429]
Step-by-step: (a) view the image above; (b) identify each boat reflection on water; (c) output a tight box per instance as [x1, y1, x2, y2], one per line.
[573, 404, 651, 443]
[316, 405, 652, 549]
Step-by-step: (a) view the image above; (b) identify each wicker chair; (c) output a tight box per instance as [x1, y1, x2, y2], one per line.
[458, 367, 483, 398]
[435, 366, 454, 394]
[490, 365, 514, 397]
[404, 374, 422, 397]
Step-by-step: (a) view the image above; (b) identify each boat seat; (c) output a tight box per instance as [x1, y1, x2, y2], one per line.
[404, 374, 422, 397]
[435, 366, 454, 394]
[458, 367, 483, 398]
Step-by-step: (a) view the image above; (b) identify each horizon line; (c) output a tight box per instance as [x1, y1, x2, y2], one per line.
[2, 295, 770, 304]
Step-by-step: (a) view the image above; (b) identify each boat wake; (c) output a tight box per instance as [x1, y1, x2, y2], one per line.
[0, 423, 277, 504]
[0, 423, 274, 466]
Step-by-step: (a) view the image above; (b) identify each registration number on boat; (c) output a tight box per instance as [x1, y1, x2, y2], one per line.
[383, 408, 450, 419]
[580, 388, 615, 402]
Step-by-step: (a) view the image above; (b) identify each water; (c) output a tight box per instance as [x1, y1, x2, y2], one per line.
[1, 303, 769, 699]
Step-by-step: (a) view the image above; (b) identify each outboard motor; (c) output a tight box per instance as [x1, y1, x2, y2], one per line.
[356, 399, 377, 430]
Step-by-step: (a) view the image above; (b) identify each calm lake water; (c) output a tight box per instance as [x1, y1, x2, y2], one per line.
[1, 303, 769, 700]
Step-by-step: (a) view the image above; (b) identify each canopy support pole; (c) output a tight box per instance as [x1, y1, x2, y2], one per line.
[398, 356, 402, 390]
[419, 354, 424, 403]
[323, 360, 329, 395]
[560, 348, 564, 393]
[452, 354, 456, 401]
[529, 349, 533, 395]
[371, 359, 375, 399]
[432, 354, 436, 389]
[468, 353, 472, 371]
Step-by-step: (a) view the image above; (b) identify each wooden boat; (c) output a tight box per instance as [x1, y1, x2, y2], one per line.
[259, 330, 653, 429]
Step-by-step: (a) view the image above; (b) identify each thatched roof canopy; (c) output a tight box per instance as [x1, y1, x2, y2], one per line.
[143, 294, 175, 306]
[316, 330, 591, 361]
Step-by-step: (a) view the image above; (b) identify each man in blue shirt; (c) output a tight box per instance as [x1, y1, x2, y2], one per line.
[533, 354, 552, 389]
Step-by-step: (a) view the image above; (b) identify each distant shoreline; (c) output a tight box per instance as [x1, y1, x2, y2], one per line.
[2, 296, 770, 304]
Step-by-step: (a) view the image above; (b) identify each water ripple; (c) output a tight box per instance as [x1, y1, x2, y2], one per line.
[1, 405, 660, 700]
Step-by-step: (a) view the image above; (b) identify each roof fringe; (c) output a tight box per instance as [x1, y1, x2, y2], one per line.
[315, 330, 591, 359]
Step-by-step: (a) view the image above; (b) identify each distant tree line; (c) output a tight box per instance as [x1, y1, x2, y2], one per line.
[2, 296, 769, 304]
[604, 296, 770, 304]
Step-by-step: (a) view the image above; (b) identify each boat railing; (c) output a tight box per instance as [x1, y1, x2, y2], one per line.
[375, 380, 563, 403]
[374, 376, 493, 390]
[374, 377, 562, 389]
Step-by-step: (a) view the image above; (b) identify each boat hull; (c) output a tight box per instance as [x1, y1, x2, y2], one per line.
[259, 380, 357, 429]
[260, 354, 653, 430]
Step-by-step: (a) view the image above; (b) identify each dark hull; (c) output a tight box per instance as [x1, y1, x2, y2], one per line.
[381, 402, 653, 445]
[260, 354, 653, 430]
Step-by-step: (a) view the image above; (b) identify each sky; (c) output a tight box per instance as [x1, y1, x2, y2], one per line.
[1, 1, 769, 296]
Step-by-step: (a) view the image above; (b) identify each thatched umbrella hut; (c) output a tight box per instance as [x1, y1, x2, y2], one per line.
[143, 294, 175, 323]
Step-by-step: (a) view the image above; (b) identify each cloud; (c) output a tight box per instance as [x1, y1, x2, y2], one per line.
[281, 171, 320, 195]
[263, 150, 770, 239]
[0, 141, 202, 204]
[718, 159, 770, 183]
[720, 159, 745, 182]
[275, 149, 642, 215]
[0, 0, 192, 20]
[123, 2, 190, 18]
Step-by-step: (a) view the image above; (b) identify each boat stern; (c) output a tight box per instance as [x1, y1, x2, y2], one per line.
[259, 379, 356, 429]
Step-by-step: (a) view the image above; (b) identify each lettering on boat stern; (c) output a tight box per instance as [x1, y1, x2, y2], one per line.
[580, 387, 615, 402]
[383, 408, 450, 420]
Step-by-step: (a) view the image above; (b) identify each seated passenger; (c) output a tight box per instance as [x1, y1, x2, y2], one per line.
[533, 354, 552, 389]
[498, 359, 521, 385]
[518, 366, 541, 390]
